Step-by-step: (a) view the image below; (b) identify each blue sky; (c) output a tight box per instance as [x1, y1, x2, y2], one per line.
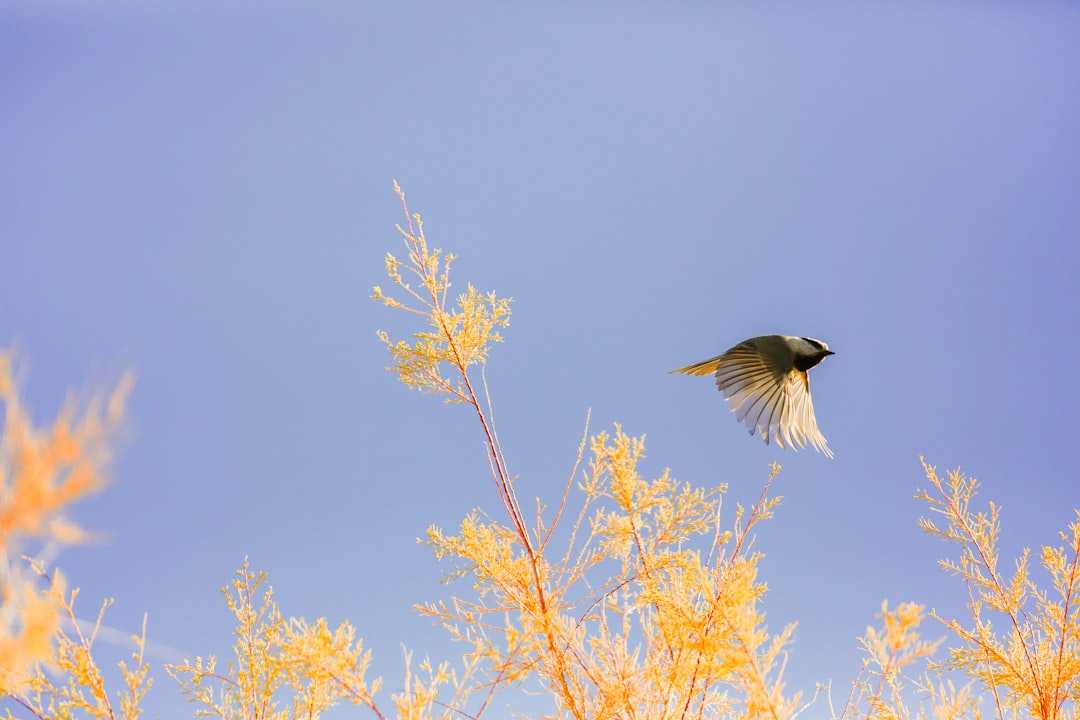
[3, 2, 1079, 716]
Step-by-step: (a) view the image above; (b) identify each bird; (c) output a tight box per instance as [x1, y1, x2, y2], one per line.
[670, 335, 835, 458]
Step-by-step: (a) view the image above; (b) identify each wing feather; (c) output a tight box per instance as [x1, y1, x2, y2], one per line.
[781, 370, 833, 458]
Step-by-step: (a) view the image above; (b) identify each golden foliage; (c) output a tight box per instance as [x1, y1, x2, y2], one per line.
[423, 429, 800, 720]
[838, 459, 1080, 720]
[167, 559, 391, 720]
[372, 180, 511, 404]
[169, 559, 478, 720]
[915, 459, 1080, 719]
[839, 601, 958, 720]
[3, 569, 153, 720]
[376, 185, 801, 719]
[0, 350, 133, 694]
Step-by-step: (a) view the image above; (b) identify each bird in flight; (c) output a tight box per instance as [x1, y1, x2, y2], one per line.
[671, 335, 835, 458]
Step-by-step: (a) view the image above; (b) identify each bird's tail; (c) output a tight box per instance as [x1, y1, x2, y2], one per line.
[668, 356, 723, 377]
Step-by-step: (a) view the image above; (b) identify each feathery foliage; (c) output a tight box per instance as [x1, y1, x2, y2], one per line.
[374, 185, 802, 720]
[839, 601, 971, 720]
[373, 181, 511, 404]
[167, 559, 383, 720]
[916, 459, 1080, 719]
[3, 575, 152, 720]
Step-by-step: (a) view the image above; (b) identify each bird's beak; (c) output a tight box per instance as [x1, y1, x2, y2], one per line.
[824, 350, 835, 356]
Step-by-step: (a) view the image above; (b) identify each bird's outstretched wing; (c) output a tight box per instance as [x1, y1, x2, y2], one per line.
[774, 367, 833, 458]
[672, 336, 833, 458]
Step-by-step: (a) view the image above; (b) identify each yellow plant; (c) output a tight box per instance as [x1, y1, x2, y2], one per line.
[4, 570, 152, 720]
[372, 181, 516, 530]
[168, 558, 469, 720]
[838, 460, 1080, 720]
[838, 601, 972, 720]
[167, 560, 366, 720]
[916, 460, 1080, 719]
[373, 183, 802, 720]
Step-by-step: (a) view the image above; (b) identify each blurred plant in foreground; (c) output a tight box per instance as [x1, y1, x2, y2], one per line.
[0, 351, 148, 718]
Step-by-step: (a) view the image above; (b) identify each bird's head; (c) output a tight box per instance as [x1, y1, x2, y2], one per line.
[791, 336, 833, 356]
[790, 336, 834, 371]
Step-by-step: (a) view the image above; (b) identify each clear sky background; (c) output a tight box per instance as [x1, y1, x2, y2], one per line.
[3, 2, 1079, 717]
